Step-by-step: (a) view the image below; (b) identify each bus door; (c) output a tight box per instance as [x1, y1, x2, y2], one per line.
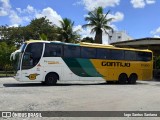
[21, 43, 44, 82]
[20, 52, 43, 81]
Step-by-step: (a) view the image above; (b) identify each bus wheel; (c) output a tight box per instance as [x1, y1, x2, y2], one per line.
[107, 81, 114, 84]
[128, 74, 137, 84]
[45, 73, 58, 86]
[118, 74, 128, 84]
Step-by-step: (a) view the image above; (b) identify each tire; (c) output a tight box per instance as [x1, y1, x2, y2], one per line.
[128, 74, 137, 84]
[107, 81, 114, 84]
[118, 74, 128, 84]
[41, 81, 45, 85]
[45, 73, 58, 86]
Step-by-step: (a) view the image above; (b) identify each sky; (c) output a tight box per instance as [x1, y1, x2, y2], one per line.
[0, 0, 160, 44]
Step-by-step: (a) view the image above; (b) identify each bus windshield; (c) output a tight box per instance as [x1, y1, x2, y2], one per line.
[21, 43, 43, 70]
[15, 52, 22, 70]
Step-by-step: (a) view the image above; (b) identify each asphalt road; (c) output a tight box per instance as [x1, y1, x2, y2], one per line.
[1, 77, 160, 120]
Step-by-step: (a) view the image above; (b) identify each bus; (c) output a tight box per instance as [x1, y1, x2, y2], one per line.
[10, 40, 153, 85]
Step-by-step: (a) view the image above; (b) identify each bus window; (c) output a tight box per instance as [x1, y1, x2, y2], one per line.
[64, 45, 80, 58]
[110, 50, 124, 60]
[44, 43, 62, 57]
[81, 47, 96, 59]
[125, 51, 136, 61]
[136, 52, 152, 61]
[22, 43, 43, 69]
[96, 48, 110, 59]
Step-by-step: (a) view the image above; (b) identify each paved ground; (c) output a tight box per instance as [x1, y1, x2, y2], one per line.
[1, 77, 160, 120]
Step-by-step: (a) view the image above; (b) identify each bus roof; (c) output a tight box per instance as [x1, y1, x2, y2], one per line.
[80, 42, 152, 52]
[25, 40, 152, 53]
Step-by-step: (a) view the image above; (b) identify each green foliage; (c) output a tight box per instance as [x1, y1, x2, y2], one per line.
[83, 7, 114, 44]
[155, 56, 160, 69]
[28, 17, 57, 40]
[0, 17, 58, 46]
[81, 37, 94, 43]
[0, 42, 16, 71]
[40, 33, 48, 40]
[57, 18, 80, 43]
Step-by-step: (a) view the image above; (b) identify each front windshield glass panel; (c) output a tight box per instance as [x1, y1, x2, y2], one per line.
[22, 43, 43, 70]
[19, 43, 27, 52]
[13, 52, 22, 71]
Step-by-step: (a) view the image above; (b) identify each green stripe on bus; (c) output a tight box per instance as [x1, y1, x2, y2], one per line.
[63, 58, 91, 77]
[76, 59, 103, 77]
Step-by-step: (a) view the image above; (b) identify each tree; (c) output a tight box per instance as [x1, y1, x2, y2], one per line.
[28, 17, 57, 40]
[83, 7, 114, 44]
[0, 42, 16, 73]
[57, 18, 80, 43]
[40, 33, 48, 40]
[81, 37, 94, 43]
[0, 17, 58, 46]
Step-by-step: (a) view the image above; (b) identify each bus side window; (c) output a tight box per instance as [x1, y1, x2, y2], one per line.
[96, 48, 110, 59]
[110, 50, 124, 60]
[81, 47, 96, 59]
[50, 51, 57, 56]
[125, 51, 136, 61]
[136, 52, 152, 61]
[64, 45, 80, 58]
[44, 44, 62, 57]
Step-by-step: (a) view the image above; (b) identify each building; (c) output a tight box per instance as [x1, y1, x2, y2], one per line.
[111, 37, 160, 56]
[108, 31, 133, 44]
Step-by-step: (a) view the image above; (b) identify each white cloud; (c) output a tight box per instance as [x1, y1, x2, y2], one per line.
[22, 16, 31, 22]
[81, 0, 120, 11]
[0, 0, 37, 25]
[26, 5, 35, 13]
[9, 24, 19, 27]
[73, 25, 83, 32]
[130, 0, 156, 8]
[16, 5, 37, 14]
[153, 35, 160, 38]
[0, 1, 62, 26]
[150, 27, 160, 38]
[9, 10, 22, 25]
[155, 27, 160, 34]
[0, 1, 63, 27]
[146, 0, 156, 4]
[9, 5, 37, 25]
[0, 10, 8, 16]
[16, 8, 22, 13]
[0, 0, 11, 16]
[108, 12, 124, 22]
[130, 0, 145, 8]
[151, 27, 160, 34]
[36, 7, 62, 27]
[73, 25, 94, 38]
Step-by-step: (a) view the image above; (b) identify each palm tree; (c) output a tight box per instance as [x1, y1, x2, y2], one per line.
[57, 18, 80, 43]
[83, 7, 114, 44]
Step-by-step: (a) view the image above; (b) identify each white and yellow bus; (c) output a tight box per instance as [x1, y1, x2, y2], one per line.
[10, 40, 153, 85]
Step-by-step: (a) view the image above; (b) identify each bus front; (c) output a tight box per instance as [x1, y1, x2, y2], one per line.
[11, 41, 44, 82]
[10, 43, 26, 81]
